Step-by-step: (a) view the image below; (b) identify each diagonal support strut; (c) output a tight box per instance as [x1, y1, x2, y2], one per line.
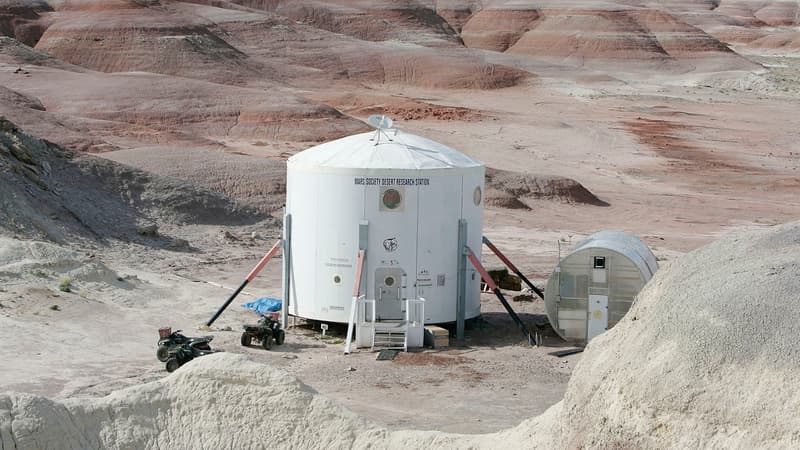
[465, 245, 539, 346]
[482, 235, 545, 300]
[206, 239, 282, 327]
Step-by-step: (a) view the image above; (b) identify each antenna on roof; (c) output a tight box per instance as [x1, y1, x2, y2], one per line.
[367, 115, 395, 145]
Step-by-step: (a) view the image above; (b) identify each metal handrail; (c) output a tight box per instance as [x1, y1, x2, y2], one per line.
[404, 298, 425, 327]
[359, 297, 374, 325]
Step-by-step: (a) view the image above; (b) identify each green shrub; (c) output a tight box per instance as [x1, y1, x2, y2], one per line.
[58, 277, 71, 293]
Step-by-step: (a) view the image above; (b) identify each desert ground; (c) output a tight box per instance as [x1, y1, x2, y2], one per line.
[1, 0, 799, 447]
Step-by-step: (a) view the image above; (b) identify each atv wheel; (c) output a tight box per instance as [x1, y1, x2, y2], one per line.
[275, 330, 285, 345]
[261, 335, 273, 350]
[165, 358, 180, 373]
[241, 332, 252, 347]
[156, 345, 170, 362]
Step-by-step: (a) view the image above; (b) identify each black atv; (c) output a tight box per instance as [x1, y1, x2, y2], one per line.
[165, 340, 217, 373]
[241, 316, 285, 350]
[156, 328, 213, 362]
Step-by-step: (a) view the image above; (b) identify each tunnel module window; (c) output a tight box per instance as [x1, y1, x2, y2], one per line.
[593, 256, 606, 269]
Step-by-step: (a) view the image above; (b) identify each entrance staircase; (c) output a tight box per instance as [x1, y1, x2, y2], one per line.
[372, 322, 408, 351]
[350, 298, 425, 351]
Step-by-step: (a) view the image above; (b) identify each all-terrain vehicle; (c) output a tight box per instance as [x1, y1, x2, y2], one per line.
[165, 340, 217, 372]
[241, 315, 285, 350]
[157, 328, 213, 362]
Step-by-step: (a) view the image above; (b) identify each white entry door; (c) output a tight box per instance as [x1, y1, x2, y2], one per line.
[587, 294, 609, 342]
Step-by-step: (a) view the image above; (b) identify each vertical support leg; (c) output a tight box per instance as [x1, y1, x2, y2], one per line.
[344, 296, 358, 355]
[456, 219, 468, 341]
[281, 213, 292, 329]
[345, 221, 369, 355]
[344, 249, 366, 355]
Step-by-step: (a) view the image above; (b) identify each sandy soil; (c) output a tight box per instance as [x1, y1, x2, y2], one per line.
[0, 228, 575, 434]
[1, 0, 800, 441]
[2, 221, 798, 448]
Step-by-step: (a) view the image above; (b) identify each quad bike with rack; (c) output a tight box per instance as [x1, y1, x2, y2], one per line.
[241, 315, 285, 350]
[156, 327, 213, 362]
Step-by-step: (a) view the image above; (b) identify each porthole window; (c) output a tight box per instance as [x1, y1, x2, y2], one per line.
[333, 275, 342, 285]
[382, 188, 402, 210]
[384, 276, 395, 287]
[473, 186, 482, 206]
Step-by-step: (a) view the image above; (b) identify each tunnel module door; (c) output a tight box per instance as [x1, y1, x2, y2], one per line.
[374, 267, 406, 321]
[586, 255, 610, 342]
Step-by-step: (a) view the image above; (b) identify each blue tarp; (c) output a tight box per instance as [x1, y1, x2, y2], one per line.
[241, 297, 282, 316]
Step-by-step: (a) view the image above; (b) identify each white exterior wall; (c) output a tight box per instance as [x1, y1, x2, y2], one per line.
[285, 166, 484, 324]
[286, 170, 365, 322]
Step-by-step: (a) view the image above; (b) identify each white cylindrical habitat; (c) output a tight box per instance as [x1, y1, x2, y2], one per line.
[285, 130, 485, 324]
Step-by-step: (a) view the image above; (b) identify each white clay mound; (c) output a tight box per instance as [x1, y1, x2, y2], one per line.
[0, 354, 377, 449]
[0, 352, 554, 449]
[553, 220, 800, 448]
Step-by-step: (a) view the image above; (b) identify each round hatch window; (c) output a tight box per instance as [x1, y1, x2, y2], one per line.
[384, 276, 396, 287]
[333, 275, 342, 285]
[473, 186, 482, 206]
[382, 188, 402, 210]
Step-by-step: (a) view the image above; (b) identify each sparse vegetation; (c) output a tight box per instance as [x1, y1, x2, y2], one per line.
[32, 268, 49, 278]
[317, 334, 344, 345]
[58, 277, 72, 293]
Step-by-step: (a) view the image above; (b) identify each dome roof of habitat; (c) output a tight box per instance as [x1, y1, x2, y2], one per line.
[288, 131, 483, 171]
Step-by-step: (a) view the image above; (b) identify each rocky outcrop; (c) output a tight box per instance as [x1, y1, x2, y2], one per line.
[0, 118, 263, 242]
[717, 0, 800, 27]
[273, 1, 463, 48]
[461, 3, 744, 62]
[34, 6, 261, 86]
[33, 2, 527, 91]
[0, 0, 52, 46]
[485, 167, 609, 208]
[461, 7, 540, 52]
